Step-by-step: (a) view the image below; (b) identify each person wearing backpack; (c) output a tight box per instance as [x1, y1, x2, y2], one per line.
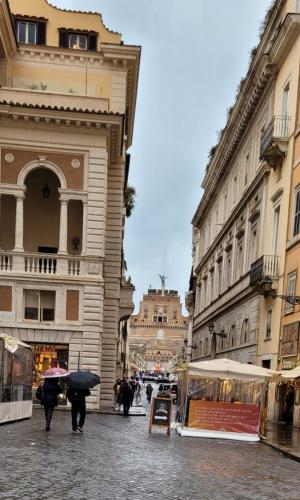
[66, 387, 90, 433]
[36, 377, 62, 432]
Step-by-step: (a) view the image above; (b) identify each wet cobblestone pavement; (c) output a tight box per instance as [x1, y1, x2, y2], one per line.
[1, 409, 300, 500]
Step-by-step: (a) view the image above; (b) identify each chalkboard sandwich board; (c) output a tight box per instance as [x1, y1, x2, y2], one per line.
[149, 397, 172, 436]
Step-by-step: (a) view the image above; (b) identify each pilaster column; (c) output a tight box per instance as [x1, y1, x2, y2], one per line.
[58, 198, 68, 255]
[14, 194, 25, 252]
[81, 200, 88, 256]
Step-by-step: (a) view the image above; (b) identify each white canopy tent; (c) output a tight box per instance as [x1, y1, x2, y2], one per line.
[176, 358, 278, 442]
[281, 366, 300, 380]
[187, 358, 278, 382]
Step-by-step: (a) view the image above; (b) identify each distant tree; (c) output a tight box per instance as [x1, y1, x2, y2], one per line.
[124, 185, 136, 217]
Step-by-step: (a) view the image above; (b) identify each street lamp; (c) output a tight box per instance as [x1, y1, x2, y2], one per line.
[183, 338, 197, 362]
[208, 324, 227, 360]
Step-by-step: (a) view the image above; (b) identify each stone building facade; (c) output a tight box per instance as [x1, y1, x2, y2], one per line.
[0, 0, 140, 409]
[129, 284, 188, 371]
[190, 0, 300, 421]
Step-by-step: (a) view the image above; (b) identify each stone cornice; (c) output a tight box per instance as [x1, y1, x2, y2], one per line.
[192, 4, 298, 227]
[193, 59, 275, 227]
[0, 103, 124, 161]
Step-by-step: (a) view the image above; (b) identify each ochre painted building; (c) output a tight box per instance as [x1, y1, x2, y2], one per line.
[0, 0, 140, 409]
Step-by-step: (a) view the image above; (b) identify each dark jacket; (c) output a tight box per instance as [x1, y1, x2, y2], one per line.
[67, 388, 90, 404]
[146, 384, 153, 395]
[37, 379, 62, 407]
[120, 382, 133, 405]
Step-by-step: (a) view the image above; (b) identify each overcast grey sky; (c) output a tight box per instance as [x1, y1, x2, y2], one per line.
[53, 0, 271, 312]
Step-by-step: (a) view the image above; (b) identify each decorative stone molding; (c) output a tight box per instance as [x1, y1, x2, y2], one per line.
[4, 153, 14, 164]
[71, 159, 81, 169]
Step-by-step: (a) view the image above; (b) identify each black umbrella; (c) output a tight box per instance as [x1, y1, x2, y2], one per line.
[65, 371, 100, 390]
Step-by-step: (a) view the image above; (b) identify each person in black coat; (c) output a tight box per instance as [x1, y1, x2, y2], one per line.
[36, 377, 62, 432]
[66, 387, 90, 432]
[119, 380, 133, 416]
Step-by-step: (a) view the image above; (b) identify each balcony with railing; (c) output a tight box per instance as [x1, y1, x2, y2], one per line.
[250, 255, 280, 292]
[0, 251, 100, 278]
[260, 115, 290, 168]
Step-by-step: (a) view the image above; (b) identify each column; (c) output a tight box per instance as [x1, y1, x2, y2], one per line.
[14, 194, 25, 252]
[58, 198, 68, 255]
[81, 200, 88, 256]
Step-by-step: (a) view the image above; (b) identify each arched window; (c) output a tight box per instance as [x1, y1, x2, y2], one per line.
[241, 318, 250, 344]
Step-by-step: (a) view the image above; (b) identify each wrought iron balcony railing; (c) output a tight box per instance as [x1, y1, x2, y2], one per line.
[250, 255, 280, 288]
[260, 115, 290, 167]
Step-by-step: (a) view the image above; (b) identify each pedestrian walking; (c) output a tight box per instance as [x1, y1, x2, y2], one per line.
[67, 387, 90, 433]
[129, 376, 137, 396]
[146, 383, 153, 403]
[113, 378, 121, 409]
[36, 377, 62, 432]
[119, 379, 133, 416]
[135, 381, 141, 405]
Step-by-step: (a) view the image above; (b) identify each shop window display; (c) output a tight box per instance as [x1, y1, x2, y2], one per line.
[31, 343, 69, 405]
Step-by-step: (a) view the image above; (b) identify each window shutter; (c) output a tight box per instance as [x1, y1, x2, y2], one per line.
[88, 34, 97, 51]
[13, 16, 18, 36]
[59, 30, 68, 48]
[37, 22, 46, 45]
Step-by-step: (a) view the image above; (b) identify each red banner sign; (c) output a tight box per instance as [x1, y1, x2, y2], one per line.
[188, 400, 260, 434]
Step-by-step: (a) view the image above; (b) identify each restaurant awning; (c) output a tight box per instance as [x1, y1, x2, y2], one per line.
[187, 358, 278, 382]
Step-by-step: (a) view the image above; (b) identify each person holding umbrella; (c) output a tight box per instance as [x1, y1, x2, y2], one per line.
[65, 371, 100, 433]
[36, 367, 69, 432]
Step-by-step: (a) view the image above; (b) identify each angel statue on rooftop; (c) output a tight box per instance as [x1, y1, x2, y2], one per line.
[159, 274, 167, 291]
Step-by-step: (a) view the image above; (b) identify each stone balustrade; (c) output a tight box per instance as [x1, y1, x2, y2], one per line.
[0, 251, 101, 278]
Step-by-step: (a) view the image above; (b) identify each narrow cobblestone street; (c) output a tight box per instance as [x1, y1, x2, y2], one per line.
[1, 409, 300, 500]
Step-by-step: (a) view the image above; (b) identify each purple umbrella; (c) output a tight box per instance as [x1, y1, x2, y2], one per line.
[42, 367, 70, 378]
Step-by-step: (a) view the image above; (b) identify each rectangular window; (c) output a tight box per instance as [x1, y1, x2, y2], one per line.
[226, 252, 232, 288]
[232, 176, 237, 208]
[24, 290, 55, 322]
[293, 187, 300, 237]
[69, 34, 88, 50]
[285, 272, 297, 313]
[272, 206, 280, 255]
[59, 30, 97, 51]
[249, 225, 258, 265]
[244, 152, 249, 188]
[282, 83, 290, 117]
[16, 19, 46, 45]
[210, 271, 214, 302]
[265, 309, 272, 339]
[17, 21, 37, 44]
[217, 261, 222, 295]
[235, 239, 244, 280]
